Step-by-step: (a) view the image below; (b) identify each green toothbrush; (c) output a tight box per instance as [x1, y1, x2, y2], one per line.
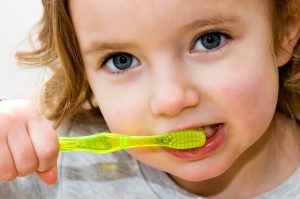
[59, 129, 206, 154]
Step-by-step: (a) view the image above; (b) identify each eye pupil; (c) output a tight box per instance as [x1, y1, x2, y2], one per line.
[120, 56, 127, 64]
[201, 33, 222, 49]
[113, 53, 133, 70]
[206, 36, 215, 43]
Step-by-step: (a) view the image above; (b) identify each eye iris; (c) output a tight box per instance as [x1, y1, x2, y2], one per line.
[113, 54, 133, 70]
[201, 33, 221, 49]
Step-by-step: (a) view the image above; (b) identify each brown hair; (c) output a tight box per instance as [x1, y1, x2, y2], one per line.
[16, 0, 300, 129]
[16, 0, 102, 128]
[270, 0, 300, 121]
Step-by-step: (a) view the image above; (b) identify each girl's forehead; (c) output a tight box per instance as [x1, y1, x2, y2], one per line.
[69, 0, 270, 52]
[69, 0, 268, 19]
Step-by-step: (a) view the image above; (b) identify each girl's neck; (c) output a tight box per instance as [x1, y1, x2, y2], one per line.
[170, 112, 300, 199]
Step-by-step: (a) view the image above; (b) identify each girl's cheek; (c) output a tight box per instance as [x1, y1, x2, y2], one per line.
[215, 69, 278, 134]
[99, 97, 147, 136]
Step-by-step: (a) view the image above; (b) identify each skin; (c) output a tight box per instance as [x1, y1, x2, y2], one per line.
[0, 100, 58, 185]
[1, 0, 300, 196]
[69, 0, 300, 198]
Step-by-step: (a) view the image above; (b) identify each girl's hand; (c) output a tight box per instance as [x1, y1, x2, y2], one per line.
[0, 99, 59, 185]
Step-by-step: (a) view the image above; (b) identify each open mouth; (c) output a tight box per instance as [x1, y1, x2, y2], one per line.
[203, 123, 219, 138]
[163, 123, 225, 160]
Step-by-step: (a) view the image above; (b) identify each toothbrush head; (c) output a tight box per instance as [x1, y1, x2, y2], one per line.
[156, 128, 206, 149]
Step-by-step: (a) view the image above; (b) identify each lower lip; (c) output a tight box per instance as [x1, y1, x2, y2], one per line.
[163, 124, 226, 160]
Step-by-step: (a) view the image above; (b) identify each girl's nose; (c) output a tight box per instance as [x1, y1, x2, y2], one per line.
[150, 71, 200, 117]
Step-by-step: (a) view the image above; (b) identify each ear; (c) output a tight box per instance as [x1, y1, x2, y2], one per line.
[276, 16, 300, 67]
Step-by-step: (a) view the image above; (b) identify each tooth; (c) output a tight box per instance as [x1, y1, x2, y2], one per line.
[203, 125, 217, 137]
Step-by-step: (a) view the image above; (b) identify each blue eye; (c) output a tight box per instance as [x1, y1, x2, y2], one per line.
[193, 32, 227, 52]
[104, 53, 139, 72]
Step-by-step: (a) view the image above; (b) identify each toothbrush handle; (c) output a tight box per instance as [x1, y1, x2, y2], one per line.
[59, 133, 168, 154]
[59, 133, 123, 153]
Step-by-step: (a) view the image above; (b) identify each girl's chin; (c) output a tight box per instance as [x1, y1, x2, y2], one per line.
[168, 156, 235, 182]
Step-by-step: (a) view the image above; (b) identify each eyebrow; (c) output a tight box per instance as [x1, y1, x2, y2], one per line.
[82, 14, 241, 55]
[179, 14, 241, 33]
[83, 43, 136, 55]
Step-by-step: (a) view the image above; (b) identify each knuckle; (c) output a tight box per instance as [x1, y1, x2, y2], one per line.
[20, 103, 42, 121]
[0, 168, 17, 182]
[0, 112, 18, 128]
[0, 100, 40, 132]
[18, 160, 38, 177]
[28, 108, 43, 121]
[10, 100, 41, 121]
[40, 144, 59, 162]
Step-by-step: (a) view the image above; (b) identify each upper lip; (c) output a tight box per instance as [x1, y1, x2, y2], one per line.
[164, 122, 218, 134]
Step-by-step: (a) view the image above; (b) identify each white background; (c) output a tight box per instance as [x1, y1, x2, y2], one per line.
[0, 1, 45, 101]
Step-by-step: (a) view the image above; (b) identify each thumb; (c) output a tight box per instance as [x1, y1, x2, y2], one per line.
[36, 165, 58, 185]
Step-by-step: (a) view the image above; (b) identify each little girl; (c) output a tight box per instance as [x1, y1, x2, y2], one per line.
[1, 0, 300, 198]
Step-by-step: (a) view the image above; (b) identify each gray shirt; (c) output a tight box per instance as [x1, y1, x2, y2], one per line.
[1, 123, 300, 199]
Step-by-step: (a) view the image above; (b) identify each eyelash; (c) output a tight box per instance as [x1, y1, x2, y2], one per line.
[97, 30, 232, 74]
[191, 30, 231, 54]
[97, 52, 141, 77]
[99, 52, 120, 69]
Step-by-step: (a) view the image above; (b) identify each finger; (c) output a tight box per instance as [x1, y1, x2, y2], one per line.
[27, 111, 59, 172]
[7, 124, 38, 177]
[0, 132, 18, 182]
[36, 164, 58, 185]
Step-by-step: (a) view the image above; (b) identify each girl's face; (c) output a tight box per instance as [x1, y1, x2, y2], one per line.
[70, 0, 282, 181]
